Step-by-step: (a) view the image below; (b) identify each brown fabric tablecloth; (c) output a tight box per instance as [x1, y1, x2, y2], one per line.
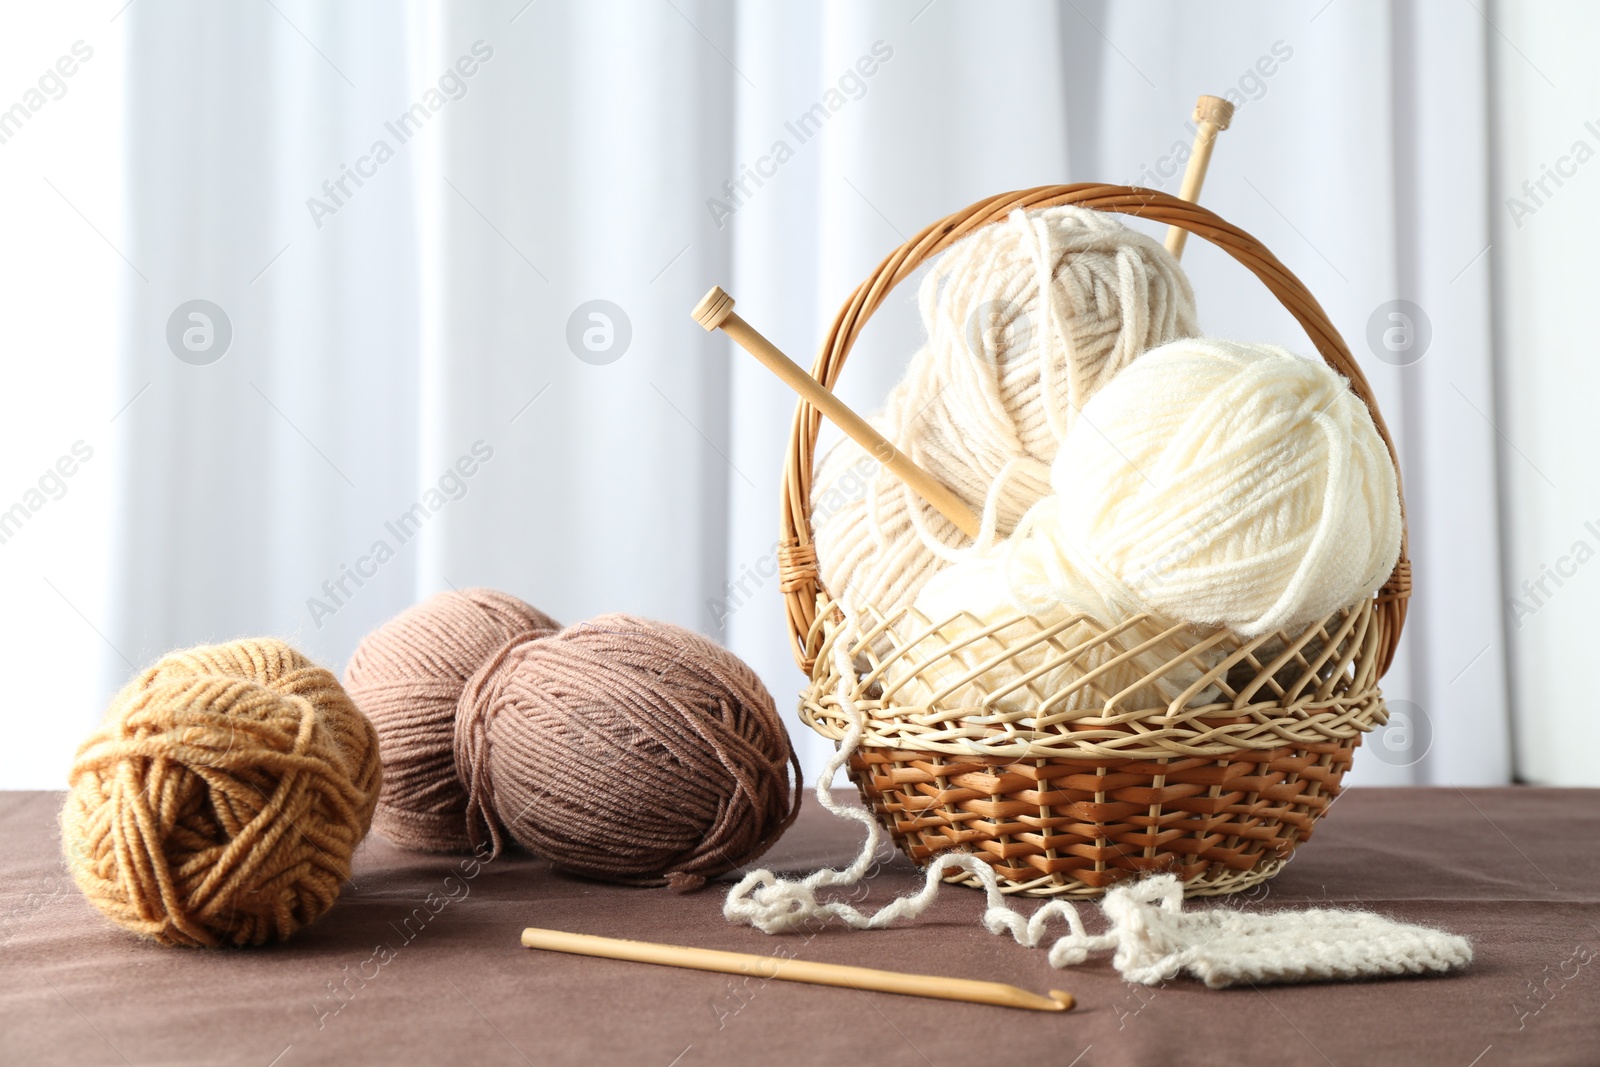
[3, 787, 1597, 1066]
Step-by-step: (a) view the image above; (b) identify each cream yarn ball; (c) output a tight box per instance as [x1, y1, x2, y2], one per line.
[889, 338, 1402, 714]
[1038, 337, 1402, 636]
[810, 205, 1199, 625]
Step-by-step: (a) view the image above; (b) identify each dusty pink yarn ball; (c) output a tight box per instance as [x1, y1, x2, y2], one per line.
[454, 613, 801, 890]
[343, 588, 557, 852]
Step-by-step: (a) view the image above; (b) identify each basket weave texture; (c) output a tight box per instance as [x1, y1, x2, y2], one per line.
[778, 185, 1411, 898]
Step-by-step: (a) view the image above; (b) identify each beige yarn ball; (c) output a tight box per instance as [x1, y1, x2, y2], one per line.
[810, 205, 1198, 624]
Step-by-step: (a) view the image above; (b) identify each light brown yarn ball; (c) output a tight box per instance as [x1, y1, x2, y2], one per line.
[455, 614, 801, 891]
[61, 639, 381, 948]
[343, 588, 558, 853]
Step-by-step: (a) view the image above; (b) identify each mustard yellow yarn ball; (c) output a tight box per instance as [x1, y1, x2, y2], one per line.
[61, 639, 381, 947]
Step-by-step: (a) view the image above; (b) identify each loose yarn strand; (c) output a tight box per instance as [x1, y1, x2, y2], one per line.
[724, 610, 1082, 947]
[723, 707, 1471, 989]
[721, 608, 1466, 988]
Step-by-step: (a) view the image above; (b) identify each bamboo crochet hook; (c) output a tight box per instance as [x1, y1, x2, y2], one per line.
[1164, 94, 1236, 260]
[692, 286, 982, 539]
[522, 927, 1073, 1012]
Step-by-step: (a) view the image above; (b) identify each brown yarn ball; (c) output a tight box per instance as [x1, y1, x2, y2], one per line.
[455, 613, 801, 891]
[61, 639, 381, 948]
[343, 588, 558, 853]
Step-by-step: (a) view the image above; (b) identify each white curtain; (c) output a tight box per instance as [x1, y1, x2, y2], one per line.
[10, 0, 1567, 789]
[1491, 2, 1600, 785]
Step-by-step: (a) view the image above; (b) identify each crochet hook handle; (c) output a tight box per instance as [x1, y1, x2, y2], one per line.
[1165, 94, 1235, 260]
[522, 927, 1073, 1012]
[693, 286, 982, 538]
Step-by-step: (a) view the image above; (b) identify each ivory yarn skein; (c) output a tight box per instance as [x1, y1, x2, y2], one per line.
[1035, 337, 1402, 636]
[344, 588, 558, 853]
[455, 613, 801, 891]
[810, 205, 1199, 624]
[61, 639, 381, 947]
[895, 338, 1402, 715]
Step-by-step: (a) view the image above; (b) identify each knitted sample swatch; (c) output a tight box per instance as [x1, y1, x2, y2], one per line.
[1048, 874, 1474, 988]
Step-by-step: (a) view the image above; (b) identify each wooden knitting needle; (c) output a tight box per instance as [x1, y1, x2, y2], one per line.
[1164, 94, 1236, 260]
[693, 285, 981, 538]
[522, 927, 1074, 1012]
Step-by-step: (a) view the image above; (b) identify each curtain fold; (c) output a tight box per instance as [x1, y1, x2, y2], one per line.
[1391, 0, 1510, 785]
[724, 2, 1075, 777]
[1490, 0, 1600, 785]
[113, 1, 424, 666]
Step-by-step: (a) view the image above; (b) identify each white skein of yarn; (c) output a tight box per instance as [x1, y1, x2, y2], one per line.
[1040, 336, 1401, 636]
[810, 205, 1199, 624]
[901, 337, 1401, 714]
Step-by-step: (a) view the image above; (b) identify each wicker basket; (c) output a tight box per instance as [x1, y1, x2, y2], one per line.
[779, 184, 1410, 898]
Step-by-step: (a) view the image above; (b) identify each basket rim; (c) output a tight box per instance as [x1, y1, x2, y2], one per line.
[776, 183, 1410, 676]
[798, 589, 1388, 762]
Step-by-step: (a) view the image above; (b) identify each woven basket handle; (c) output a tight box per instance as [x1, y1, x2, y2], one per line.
[777, 183, 1409, 675]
